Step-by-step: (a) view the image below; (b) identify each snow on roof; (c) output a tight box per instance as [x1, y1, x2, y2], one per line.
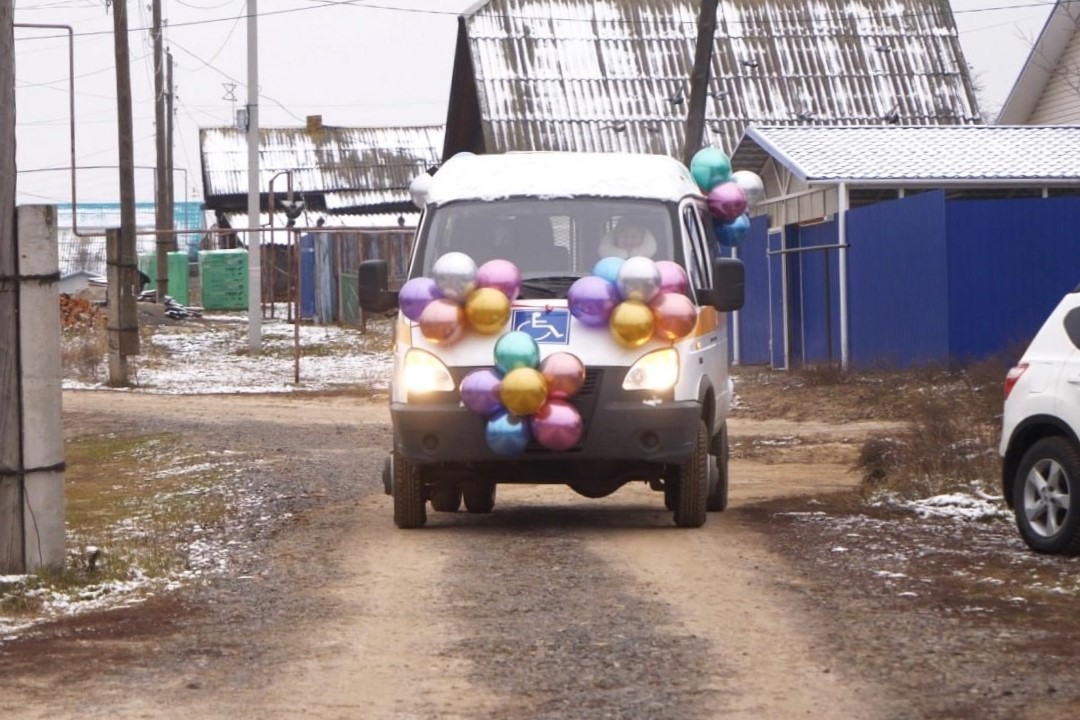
[209, 210, 418, 232]
[424, 151, 702, 205]
[733, 125, 1080, 183]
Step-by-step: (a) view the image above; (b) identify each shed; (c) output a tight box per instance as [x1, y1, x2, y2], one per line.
[727, 125, 1080, 370]
[443, 0, 980, 160]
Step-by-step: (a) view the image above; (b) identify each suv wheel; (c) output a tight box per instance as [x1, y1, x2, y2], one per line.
[1013, 437, 1080, 555]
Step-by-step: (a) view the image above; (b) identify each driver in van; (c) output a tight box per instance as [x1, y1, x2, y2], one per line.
[598, 219, 658, 259]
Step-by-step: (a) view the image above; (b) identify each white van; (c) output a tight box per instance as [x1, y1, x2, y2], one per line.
[358, 151, 744, 529]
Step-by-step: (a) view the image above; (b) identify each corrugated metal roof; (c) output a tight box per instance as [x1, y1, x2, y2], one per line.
[732, 125, 1080, 183]
[462, 0, 979, 156]
[200, 125, 444, 200]
[208, 210, 418, 232]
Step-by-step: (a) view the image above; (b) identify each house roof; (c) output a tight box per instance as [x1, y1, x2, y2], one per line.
[730, 125, 1080, 185]
[456, 0, 980, 157]
[200, 125, 444, 208]
[208, 210, 419, 233]
[996, 1, 1077, 125]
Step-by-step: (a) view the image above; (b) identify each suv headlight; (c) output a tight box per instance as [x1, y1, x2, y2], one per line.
[403, 349, 455, 394]
[623, 348, 679, 391]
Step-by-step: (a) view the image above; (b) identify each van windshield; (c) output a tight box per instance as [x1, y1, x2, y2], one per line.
[416, 199, 676, 298]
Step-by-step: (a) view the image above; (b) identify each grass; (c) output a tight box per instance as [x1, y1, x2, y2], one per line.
[0, 432, 228, 616]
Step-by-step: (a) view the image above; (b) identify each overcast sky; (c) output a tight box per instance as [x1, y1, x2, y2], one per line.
[10, 0, 1056, 207]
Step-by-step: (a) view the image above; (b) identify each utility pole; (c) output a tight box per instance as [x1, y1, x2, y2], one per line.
[246, 0, 261, 351]
[1, 0, 23, 573]
[152, 0, 168, 301]
[166, 48, 175, 239]
[683, 0, 719, 166]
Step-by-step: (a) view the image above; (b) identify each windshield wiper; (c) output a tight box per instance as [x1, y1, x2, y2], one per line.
[519, 276, 580, 298]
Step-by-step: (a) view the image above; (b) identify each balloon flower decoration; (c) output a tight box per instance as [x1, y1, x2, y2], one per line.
[397, 252, 523, 343]
[460, 331, 588, 455]
[689, 147, 764, 248]
[567, 256, 698, 348]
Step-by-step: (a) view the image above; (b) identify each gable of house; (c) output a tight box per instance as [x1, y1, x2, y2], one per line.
[446, 0, 980, 159]
[998, 1, 1080, 125]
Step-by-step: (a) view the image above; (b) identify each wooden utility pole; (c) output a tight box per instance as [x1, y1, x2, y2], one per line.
[152, 0, 169, 301]
[166, 48, 175, 243]
[683, 0, 719, 166]
[1, 0, 23, 573]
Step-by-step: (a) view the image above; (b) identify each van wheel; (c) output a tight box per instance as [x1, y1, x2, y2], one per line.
[393, 453, 427, 529]
[1013, 437, 1080, 555]
[463, 480, 496, 514]
[430, 485, 463, 512]
[707, 422, 729, 512]
[674, 420, 709, 528]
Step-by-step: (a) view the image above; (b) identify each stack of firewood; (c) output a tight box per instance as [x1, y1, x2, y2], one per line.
[59, 293, 101, 329]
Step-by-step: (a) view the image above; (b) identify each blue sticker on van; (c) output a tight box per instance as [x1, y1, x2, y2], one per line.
[512, 308, 571, 344]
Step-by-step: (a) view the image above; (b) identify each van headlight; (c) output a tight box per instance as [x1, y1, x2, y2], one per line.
[622, 348, 679, 391]
[404, 349, 455, 394]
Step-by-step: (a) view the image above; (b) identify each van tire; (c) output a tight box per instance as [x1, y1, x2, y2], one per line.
[707, 422, 729, 512]
[430, 485, 463, 512]
[393, 453, 427, 529]
[463, 480, 497, 514]
[675, 420, 709, 528]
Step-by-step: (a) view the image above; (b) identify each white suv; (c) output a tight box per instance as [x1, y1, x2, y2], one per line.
[1000, 284, 1080, 554]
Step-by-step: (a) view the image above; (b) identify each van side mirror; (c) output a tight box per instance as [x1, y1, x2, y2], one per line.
[357, 260, 398, 313]
[696, 257, 744, 312]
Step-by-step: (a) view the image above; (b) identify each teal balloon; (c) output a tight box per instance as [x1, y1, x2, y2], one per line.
[494, 330, 540, 374]
[592, 256, 625, 285]
[690, 147, 732, 192]
[485, 411, 532, 456]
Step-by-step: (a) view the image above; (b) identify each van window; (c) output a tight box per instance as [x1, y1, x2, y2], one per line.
[417, 199, 677, 297]
[681, 204, 711, 290]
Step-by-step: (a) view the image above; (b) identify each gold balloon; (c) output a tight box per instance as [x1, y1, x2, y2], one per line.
[465, 287, 511, 335]
[499, 367, 548, 416]
[609, 300, 655, 347]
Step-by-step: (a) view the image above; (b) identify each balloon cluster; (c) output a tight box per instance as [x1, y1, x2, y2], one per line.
[567, 256, 698, 348]
[398, 252, 522, 343]
[689, 147, 764, 248]
[461, 331, 587, 455]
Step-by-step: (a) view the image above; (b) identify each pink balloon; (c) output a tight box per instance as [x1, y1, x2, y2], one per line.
[531, 400, 584, 451]
[418, 298, 465, 344]
[650, 292, 699, 341]
[476, 259, 522, 301]
[539, 352, 586, 399]
[655, 261, 689, 295]
[707, 181, 747, 222]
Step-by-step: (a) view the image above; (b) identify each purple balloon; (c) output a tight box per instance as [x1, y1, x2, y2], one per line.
[655, 260, 689, 295]
[568, 275, 620, 328]
[476, 259, 522, 301]
[399, 277, 442, 322]
[707, 181, 748, 222]
[531, 400, 584, 451]
[460, 368, 504, 416]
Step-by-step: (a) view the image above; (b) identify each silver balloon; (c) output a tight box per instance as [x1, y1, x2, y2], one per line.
[615, 256, 662, 303]
[432, 251, 478, 301]
[409, 172, 433, 209]
[731, 170, 765, 207]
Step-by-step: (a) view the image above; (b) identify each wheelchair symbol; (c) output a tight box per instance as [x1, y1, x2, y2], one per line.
[513, 309, 570, 344]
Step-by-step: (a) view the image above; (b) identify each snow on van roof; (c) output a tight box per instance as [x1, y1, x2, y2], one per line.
[424, 152, 702, 206]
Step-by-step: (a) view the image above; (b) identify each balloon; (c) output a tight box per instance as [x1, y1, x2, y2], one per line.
[539, 352, 586, 399]
[465, 287, 511, 335]
[476, 258, 522, 301]
[418, 298, 466, 344]
[398, 276, 441, 322]
[592, 256, 625, 285]
[494, 330, 540, 374]
[409, 173, 432, 209]
[499, 367, 548, 416]
[707, 181, 748, 222]
[616, 256, 662, 303]
[567, 275, 620, 328]
[460, 368, 503, 416]
[714, 214, 751, 248]
[655, 260, 689, 295]
[531, 400, 584, 451]
[609, 300, 655, 347]
[731, 170, 765, 207]
[432, 251, 477, 301]
[650, 291, 699, 341]
[689, 147, 732, 192]
[485, 410, 532, 456]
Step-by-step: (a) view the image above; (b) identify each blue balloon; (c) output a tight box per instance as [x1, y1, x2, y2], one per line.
[592, 256, 625, 285]
[485, 410, 532, 455]
[494, 330, 540, 374]
[714, 213, 751, 248]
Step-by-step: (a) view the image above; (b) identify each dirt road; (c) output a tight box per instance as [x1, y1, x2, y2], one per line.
[6, 391, 1074, 719]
